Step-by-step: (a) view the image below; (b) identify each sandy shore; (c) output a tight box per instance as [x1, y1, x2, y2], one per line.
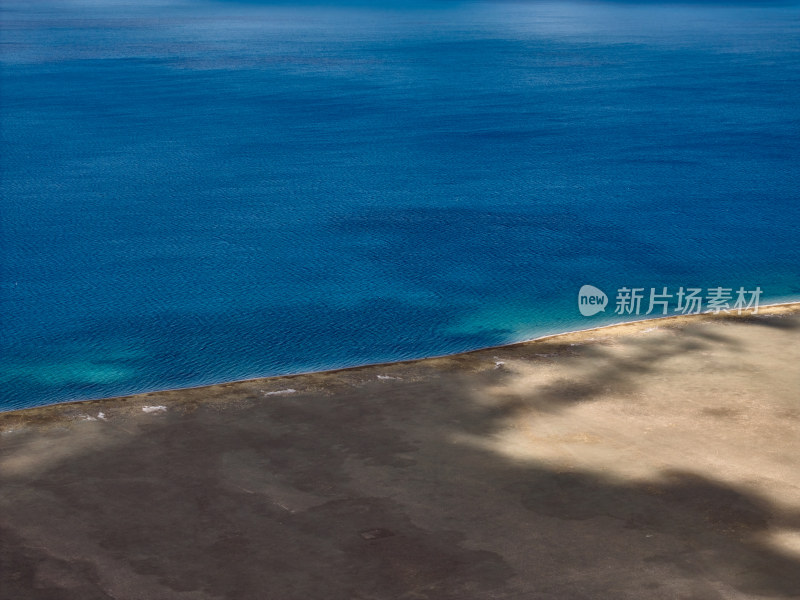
[2, 304, 799, 599]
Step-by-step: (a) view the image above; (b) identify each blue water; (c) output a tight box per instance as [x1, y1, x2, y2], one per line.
[2, 0, 799, 411]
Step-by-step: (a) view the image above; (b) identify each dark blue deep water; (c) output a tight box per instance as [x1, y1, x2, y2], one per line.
[2, 0, 799, 410]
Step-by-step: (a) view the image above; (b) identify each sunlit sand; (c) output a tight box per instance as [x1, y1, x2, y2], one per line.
[2, 304, 799, 598]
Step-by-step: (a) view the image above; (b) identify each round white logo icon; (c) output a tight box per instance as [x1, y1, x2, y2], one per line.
[578, 285, 608, 316]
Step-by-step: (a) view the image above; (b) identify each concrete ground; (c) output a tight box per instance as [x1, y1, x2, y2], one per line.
[1, 306, 799, 599]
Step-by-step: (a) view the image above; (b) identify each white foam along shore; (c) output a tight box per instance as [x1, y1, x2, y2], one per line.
[2, 301, 799, 417]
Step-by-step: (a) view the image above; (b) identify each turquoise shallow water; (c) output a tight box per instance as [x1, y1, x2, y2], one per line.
[1, 0, 799, 411]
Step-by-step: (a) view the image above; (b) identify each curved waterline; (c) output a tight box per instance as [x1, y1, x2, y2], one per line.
[3, 301, 797, 415]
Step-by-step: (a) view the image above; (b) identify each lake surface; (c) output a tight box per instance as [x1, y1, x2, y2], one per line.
[2, 0, 799, 411]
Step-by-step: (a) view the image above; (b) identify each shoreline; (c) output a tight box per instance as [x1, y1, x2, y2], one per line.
[3, 300, 800, 596]
[3, 300, 799, 421]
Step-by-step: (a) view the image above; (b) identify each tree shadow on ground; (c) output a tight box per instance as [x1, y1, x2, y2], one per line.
[1, 313, 799, 599]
